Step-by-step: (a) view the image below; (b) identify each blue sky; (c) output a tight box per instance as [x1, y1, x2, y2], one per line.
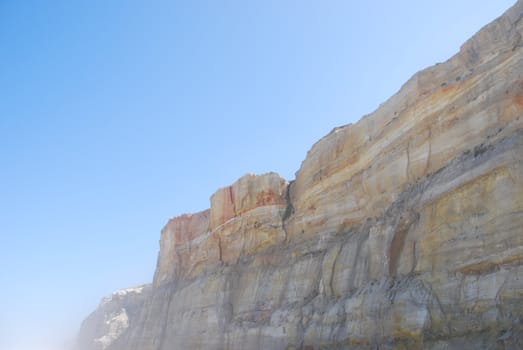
[0, 1, 516, 349]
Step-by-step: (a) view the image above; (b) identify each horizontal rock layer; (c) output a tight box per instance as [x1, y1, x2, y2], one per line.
[77, 2, 523, 349]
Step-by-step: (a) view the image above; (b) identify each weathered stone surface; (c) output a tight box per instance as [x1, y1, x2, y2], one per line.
[76, 285, 151, 350]
[77, 2, 523, 349]
[153, 172, 288, 286]
[153, 210, 214, 285]
[210, 172, 288, 228]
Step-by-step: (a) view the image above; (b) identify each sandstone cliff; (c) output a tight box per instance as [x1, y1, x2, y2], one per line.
[77, 285, 151, 350]
[77, 2, 523, 349]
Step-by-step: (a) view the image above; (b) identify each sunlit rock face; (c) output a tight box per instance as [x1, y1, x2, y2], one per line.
[152, 172, 288, 287]
[77, 1, 523, 349]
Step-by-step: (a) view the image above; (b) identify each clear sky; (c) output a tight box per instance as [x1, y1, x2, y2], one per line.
[0, 1, 516, 349]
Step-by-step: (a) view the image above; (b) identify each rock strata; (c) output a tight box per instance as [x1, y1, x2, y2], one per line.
[77, 2, 523, 349]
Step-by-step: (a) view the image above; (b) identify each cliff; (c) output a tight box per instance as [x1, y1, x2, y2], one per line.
[77, 1, 523, 349]
[77, 285, 151, 350]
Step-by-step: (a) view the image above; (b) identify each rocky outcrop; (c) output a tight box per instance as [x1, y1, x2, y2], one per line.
[77, 1, 523, 349]
[76, 285, 151, 350]
[153, 172, 288, 286]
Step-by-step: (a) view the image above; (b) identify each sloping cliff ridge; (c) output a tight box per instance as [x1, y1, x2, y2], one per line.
[77, 2, 523, 349]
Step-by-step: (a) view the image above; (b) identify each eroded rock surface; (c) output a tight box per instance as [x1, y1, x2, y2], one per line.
[77, 2, 523, 349]
[76, 285, 151, 350]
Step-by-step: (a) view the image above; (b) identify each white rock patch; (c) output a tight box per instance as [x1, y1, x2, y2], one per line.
[93, 308, 129, 350]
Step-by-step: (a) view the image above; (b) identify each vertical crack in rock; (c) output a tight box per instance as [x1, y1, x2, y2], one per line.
[217, 235, 223, 263]
[281, 180, 295, 242]
[229, 186, 237, 217]
[426, 126, 432, 174]
[389, 210, 419, 276]
[328, 245, 342, 297]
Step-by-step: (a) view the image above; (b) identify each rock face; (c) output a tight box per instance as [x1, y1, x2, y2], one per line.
[77, 2, 523, 349]
[76, 285, 151, 350]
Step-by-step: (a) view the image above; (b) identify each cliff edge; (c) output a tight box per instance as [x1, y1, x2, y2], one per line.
[77, 1, 523, 349]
